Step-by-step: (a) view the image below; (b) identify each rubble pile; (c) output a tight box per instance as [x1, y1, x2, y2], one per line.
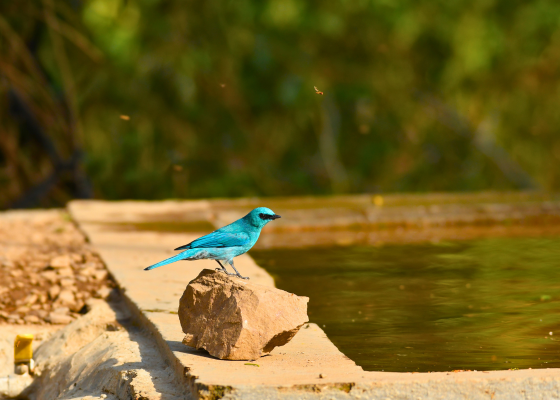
[0, 211, 113, 325]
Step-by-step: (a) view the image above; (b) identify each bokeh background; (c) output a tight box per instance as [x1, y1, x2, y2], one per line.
[2, 0, 560, 208]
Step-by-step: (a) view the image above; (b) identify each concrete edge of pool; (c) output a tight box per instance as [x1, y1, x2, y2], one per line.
[68, 196, 560, 400]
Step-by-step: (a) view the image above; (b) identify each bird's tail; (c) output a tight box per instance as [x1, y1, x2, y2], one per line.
[144, 251, 191, 271]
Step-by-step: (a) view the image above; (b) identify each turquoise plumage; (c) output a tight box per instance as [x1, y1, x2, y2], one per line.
[144, 207, 281, 279]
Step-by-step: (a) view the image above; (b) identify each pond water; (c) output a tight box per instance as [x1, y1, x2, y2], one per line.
[251, 236, 560, 372]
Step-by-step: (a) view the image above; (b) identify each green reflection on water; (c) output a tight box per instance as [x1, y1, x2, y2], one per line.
[251, 237, 560, 372]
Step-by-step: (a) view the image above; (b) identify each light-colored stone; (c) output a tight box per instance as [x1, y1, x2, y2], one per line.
[53, 306, 70, 315]
[94, 286, 113, 300]
[41, 270, 58, 282]
[48, 285, 61, 299]
[47, 312, 73, 324]
[57, 267, 74, 277]
[59, 278, 74, 287]
[50, 255, 72, 269]
[179, 269, 309, 360]
[56, 289, 75, 306]
[93, 269, 109, 281]
[23, 314, 40, 323]
[24, 293, 38, 305]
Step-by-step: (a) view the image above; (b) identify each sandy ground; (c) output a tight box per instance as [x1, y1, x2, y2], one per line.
[0, 209, 114, 325]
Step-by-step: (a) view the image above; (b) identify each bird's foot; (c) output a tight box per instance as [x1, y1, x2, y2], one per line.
[236, 275, 250, 280]
[215, 268, 236, 276]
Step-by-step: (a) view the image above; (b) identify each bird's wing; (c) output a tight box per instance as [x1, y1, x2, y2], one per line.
[174, 231, 251, 250]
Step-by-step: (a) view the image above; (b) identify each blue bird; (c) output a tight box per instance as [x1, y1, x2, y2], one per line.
[144, 207, 281, 279]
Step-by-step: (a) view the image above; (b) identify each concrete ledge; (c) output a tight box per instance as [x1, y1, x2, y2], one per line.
[69, 196, 560, 399]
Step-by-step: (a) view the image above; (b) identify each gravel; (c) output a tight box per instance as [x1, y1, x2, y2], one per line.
[0, 210, 114, 325]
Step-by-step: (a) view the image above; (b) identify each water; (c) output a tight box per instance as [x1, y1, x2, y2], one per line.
[251, 236, 560, 372]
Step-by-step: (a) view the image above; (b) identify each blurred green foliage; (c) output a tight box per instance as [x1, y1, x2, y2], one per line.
[2, 0, 560, 205]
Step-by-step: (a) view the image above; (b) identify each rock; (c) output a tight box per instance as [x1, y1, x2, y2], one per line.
[70, 253, 83, 263]
[56, 290, 75, 306]
[47, 312, 73, 324]
[16, 306, 31, 314]
[94, 286, 113, 300]
[70, 300, 85, 313]
[93, 269, 108, 281]
[41, 270, 58, 282]
[15, 364, 29, 375]
[24, 315, 40, 324]
[48, 285, 61, 300]
[9, 269, 22, 277]
[179, 269, 309, 360]
[57, 267, 74, 277]
[53, 307, 70, 315]
[50, 255, 72, 269]
[28, 260, 46, 269]
[24, 293, 39, 305]
[7, 313, 19, 322]
[60, 278, 75, 287]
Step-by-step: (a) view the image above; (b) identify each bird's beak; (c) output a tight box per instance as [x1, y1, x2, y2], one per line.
[271, 214, 281, 220]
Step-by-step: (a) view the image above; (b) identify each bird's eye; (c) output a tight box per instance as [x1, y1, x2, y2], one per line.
[259, 213, 267, 220]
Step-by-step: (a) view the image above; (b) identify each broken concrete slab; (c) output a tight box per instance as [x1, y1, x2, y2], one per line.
[28, 298, 185, 400]
[180, 269, 308, 360]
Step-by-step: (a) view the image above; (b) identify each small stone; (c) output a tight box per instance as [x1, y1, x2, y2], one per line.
[93, 269, 108, 281]
[56, 290, 75, 306]
[24, 315, 40, 324]
[50, 255, 72, 269]
[16, 306, 31, 314]
[94, 286, 113, 299]
[48, 285, 61, 300]
[28, 260, 46, 269]
[60, 278, 75, 287]
[319, 373, 325, 379]
[24, 294, 39, 305]
[101, 394, 107, 399]
[41, 270, 58, 282]
[70, 301, 85, 313]
[70, 253, 84, 263]
[57, 268, 74, 277]
[9, 269, 23, 278]
[47, 312, 73, 324]
[7, 313, 19, 321]
[179, 269, 309, 360]
[53, 307, 70, 315]
[15, 364, 29, 375]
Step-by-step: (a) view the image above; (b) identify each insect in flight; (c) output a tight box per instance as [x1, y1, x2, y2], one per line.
[314, 86, 324, 95]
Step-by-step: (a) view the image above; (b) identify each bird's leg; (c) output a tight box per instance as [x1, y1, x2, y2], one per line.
[215, 260, 235, 276]
[229, 261, 249, 280]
